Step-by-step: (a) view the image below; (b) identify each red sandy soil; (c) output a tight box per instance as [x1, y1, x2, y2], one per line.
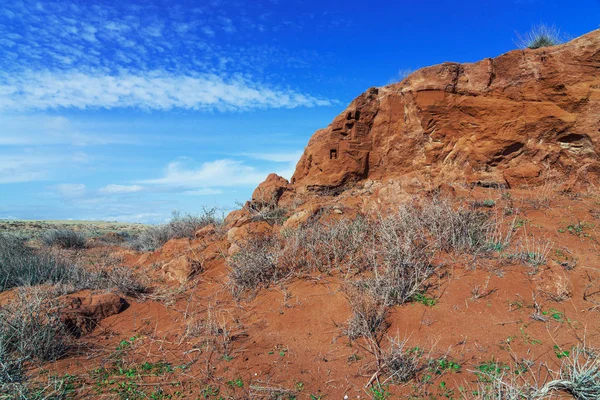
[34, 186, 599, 399]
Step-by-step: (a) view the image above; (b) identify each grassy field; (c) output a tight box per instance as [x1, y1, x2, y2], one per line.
[0, 219, 148, 239]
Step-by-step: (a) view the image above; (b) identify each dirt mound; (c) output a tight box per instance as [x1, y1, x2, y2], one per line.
[290, 30, 600, 193]
[60, 290, 128, 336]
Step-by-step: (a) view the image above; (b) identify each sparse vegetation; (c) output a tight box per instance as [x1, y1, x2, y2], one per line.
[467, 344, 600, 399]
[382, 337, 423, 383]
[506, 236, 552, 273]
[0, 234, 146, 294]
[344, 288, 388, 340]
[131, 210, 220, 252]
[245, 199, 289, 225]
[518, 24, 564, 49]
[0, 234, 72, 291]
[228, 199, 507, 300]
[0, 289, 71, 396]
[40, 229, 87, 249]
[228, 235, 289, 298]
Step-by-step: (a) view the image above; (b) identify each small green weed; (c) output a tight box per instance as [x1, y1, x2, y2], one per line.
[553, 344, 570, 359]
[475, 360, 510, 382]
[201, 385, 220, 398]
[435, 358, 461, 374]
[542, 308, 564, 323]
[565, 222, 594, 238]
[370, 383, 391, 399]
[514, 218, 530, 229]
[412, 293, 436, 307]
[226, 377, 244, 388]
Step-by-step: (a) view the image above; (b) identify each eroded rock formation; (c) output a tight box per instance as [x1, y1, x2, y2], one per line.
[291, 30, 600, 192]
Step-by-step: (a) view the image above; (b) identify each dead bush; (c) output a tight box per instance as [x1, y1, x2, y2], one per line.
[40, 229, 87, 249]
[0, 289, 71, 386]
[466, 345, 600, 399]
[0, 234, 75, 291]
[131, 209, 220, 251]
[0, 234, 146, 296]
[360, 212, 434, 306]
[344, 287, 388, 340]
[228, 235, 288, 298]
[246, 199, 289, 225]
[100, 267, 148, 297]
[382, 336, 424, 383]
[421, 199, 492, 253]
[279, 216, 371, 273]
[228, 199, 505, 303]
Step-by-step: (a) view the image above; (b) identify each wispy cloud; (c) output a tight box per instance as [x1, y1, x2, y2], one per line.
[140, 156, 297, 195]
[0, 71, 333, 112]
[53, 183, 86, 198]
[0, 114, 137, 146]
[0, 1, 335, 112]
[0, 152, 85, 183]
[101, 212, 165, 223]
[142, 158, 268, 188]
[99, 184, 144, 194]
[243, 151, 304, 163]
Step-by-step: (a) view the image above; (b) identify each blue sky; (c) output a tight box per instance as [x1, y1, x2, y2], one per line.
[1, 0, 598, 223]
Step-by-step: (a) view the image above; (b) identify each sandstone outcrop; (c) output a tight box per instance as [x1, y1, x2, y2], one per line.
[252, 173, 291, 205]
[289, 30, 600, 193]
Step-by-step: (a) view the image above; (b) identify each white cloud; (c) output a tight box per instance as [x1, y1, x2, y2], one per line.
[0, 153, 59, 183]
[0, 149, 94, 184]
[0, 1, 336, 112]
[142, 158, 267, 188]
[202, 26, 215, 36]
[100, 212, 164, 223]
[0, 71, 333, 112]
[140, 156, 298, 192]
[0, 114, 137, 146]
[54, 183, 86, 198]
[99, 184, 144, 194]
[243, 151, 303, 163]
[182, 188, 223, 196]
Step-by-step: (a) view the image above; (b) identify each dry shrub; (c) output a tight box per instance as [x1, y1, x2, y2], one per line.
[0, 234, 76, 291]
[40, 229, 87, 249]
[550, 345, 600, 399]
[420, 199, 492, 253]
[382, 336, 424, 383]
[279, 216, 371, 273]
[131, 209, 220, 251]
[0, 234, 146, 296]
[360, 211, 434, 306]
[0, 289, 71, 387]
[527, 182, 556, 209]
[466, 345, 600, 399]
[245, 199, 289, 225]
[184, 306, 242, 359]
[101, 267, 148, 297]
[0, 289, 91, 398]
[228, 199, 506, 300]
[228, 235, 289, 298]
[344, 286, 388, 341]
[506, 235, 553, 274]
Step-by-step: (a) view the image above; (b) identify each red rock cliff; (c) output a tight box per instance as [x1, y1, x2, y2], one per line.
[290, 30, 600, 192]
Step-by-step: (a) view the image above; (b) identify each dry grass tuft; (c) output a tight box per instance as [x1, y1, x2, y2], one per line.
[131, 209, 221, 251]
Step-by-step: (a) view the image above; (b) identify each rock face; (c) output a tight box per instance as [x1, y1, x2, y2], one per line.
[252, 173, 290, 205]
[291, 30, 600, 192]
